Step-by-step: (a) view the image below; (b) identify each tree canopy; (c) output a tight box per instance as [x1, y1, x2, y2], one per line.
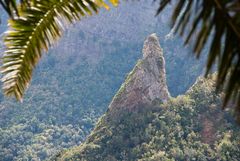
[156, 0, 240, 122]
[0, 0, 240, 121]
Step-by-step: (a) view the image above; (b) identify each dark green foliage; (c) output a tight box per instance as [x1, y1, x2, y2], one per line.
[0, 2, 221, 160]
[0, 0, 239, 122]
[0, 41, 142, 160]
[156, 0, 240, 122]
[0, 0, 18, 18]
[1, 0, 103, 101]
[0, 38, 207, 160]
[54, 76, 240, 161]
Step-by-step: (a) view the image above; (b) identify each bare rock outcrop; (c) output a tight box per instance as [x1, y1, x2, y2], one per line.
[108, 33, 170, 114]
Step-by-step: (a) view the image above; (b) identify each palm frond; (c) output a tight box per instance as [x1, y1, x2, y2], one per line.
[0, 0, 18, 17]
[0, 0, 29, 18]
[1, 0, 118, 101]
[157, 0, 240, 122]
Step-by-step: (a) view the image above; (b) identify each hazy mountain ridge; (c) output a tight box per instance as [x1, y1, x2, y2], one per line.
[0, 2, 209, 160]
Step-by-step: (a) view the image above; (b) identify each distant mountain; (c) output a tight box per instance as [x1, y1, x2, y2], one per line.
[53, 34, 240, 161]
[0, 2, 208, 160]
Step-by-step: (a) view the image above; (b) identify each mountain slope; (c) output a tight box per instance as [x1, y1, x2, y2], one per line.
[53, 34, 240, 161]
[0, 2, 208, 160]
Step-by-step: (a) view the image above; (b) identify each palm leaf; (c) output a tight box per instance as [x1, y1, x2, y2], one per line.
[0, 0, 18, 18]
[1, 0, 118, 101]
[0, 0, 29, 18]
[156, 0, 240, 122]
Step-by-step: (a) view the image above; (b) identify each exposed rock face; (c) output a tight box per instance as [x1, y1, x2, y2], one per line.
[108, 33, 170, 113]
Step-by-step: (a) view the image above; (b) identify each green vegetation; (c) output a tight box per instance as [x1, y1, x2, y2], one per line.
[0, 0, 19, 18]
[0, 45, 140, 160]
[157, 0, 240, 121]
[1, 0, 240, 121]
[54, 76, 240, 161]
[1, 0, 118, 100]
[0, 3, 210, 159]
[1, 1, 239, 160]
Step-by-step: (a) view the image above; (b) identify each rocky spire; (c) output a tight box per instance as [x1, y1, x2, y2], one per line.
[108, 33, 170, 114]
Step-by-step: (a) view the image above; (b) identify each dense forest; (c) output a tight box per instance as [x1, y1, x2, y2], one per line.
[54, 77, 240, 161]
[0, 1, 233, 160]
[53, 35, 240, 160]
[53, 78, 240, 161]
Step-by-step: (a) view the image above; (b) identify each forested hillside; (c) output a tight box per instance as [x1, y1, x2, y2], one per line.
[55, 76, 240, 161]
[54, 35, 240, 161]
[0, 2, 207, 160]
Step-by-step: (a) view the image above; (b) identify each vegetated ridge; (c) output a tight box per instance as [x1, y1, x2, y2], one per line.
[0, 2, 209, 159]
[53, 34, 240, 161]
